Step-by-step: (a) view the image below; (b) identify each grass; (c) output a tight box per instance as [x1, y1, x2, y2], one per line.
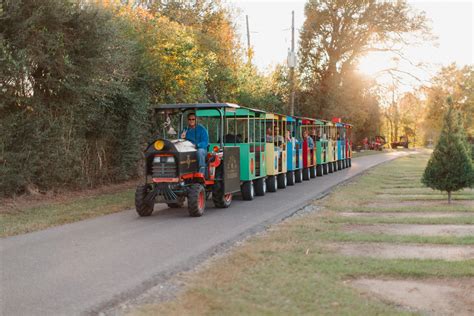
[129, 152, 474, 315]
[0, 186, 135, 237]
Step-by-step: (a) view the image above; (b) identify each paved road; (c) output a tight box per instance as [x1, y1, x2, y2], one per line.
[1, 152, 411, 315]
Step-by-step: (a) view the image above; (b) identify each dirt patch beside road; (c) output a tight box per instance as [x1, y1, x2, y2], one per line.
[351, 278, 474, 316]
[331, 243, 474, 261]
[338, 212, 466, 218]
[344, 223, 474, 236]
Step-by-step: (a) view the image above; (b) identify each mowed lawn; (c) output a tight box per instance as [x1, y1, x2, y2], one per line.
[0, 184, 136, 237]
[131, 152, 474, 315]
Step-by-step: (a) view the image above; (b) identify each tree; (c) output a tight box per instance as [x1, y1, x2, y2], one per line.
[422, 99, 474, 203]
[423, 64, 474, 143]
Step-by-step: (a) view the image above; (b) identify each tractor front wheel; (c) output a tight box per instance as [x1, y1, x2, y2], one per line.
[135, 185, 155, 217]
[188, 184, 206, 217]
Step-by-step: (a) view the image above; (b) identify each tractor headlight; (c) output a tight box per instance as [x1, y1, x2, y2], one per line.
[154, 140, 165, 151]
[153, 156, 175, 163]
[164, 156, 175, 163]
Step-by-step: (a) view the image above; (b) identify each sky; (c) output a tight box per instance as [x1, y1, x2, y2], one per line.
[232, 0, 473, 89]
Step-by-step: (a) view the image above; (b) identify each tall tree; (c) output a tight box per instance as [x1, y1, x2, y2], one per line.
[298, 0, 430, 134]
[422, 100, 474, 203]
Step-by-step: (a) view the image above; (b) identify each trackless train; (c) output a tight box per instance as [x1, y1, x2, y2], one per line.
[135, 103, 352, 217]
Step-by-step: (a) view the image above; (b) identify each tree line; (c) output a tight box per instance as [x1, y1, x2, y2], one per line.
[0, 0, 283, 196]
[1, 0, 468, 196]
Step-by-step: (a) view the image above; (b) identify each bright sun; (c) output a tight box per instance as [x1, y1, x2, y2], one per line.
[356, 52, 393, 77]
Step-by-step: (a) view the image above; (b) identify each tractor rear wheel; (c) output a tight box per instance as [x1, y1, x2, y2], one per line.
[254, 177, 266, 196]
[287, 171, 295, 186]
[277, 173, 287, 189]
[303, 168, 310, 180]
[188, 184, 206, 217]
[333, 162, 338, 171]
[328, 162, 333, 173]
[241, 181, 255, 200]
[310, 166, 316, 178]
[135, 185, 155, 217]
[348, 158, 352, 167]
[212, 181, 232, 208]
[266, 175, 278, 192]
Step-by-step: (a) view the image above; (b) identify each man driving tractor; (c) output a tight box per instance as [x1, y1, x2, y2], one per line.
[181, 112, 209, 175]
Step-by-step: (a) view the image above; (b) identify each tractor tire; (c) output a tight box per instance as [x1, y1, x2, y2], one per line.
[212, 181, 232, 208]
[188, 184, 206, 217]
[266, 175, 278, 192]
[310, 166, 316, 178]
[302, 168, 310, 181]
[333, 162, 338, 171]
[277, 173, 287, 189]
[241, 181, 255, 200]
[167, 196, 185, 208]
[316, 165, 323, 177]
[349, 158, 352, 167]
[295, 169, 303, 183]
[135, 185, 155, 217]
[328, 162, 333, 173]
[287, 171, 295, 186]
[254, 177, 266, 196]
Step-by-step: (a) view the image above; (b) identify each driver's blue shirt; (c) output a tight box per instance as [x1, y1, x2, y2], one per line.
[182, 124, 209, 150]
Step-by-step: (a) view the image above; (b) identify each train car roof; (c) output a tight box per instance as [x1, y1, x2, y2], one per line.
[154, 103, 240, 110]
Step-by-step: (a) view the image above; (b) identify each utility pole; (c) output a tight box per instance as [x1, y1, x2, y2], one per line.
[288, 10, 296, 115]
[246, 15, 251, 64]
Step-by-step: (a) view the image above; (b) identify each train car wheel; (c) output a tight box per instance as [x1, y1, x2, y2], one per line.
[135, 184, 155, 217]
[310, 166, 316, 178]
[277, 173, 287, 189]
[212, 181, 232, 208]
[266, 176, 277, 192]
[188, 184, 206, 217]
[287, 171, 295, 186]
[303, 168, 310, 181]
[316, 165, 323, 177]
[241, 181, 255, 200]
[254, 177, 266, 196]
[295, 169, 303, 183]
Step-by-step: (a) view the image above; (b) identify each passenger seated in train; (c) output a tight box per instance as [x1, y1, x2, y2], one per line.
[303, 130, 314, 150]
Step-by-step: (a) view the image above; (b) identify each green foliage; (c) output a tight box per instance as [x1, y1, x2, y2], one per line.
[422, 105, 474, 200]
[0, 0, 146, 195]
[423, 64, 474, 143]
[0, 0, 286, 196]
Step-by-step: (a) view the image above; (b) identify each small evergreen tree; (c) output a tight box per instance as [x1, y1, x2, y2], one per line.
[422, 98, 474, 203]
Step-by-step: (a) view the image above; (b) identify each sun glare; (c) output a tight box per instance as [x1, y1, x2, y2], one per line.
[356, 53, 393, 78]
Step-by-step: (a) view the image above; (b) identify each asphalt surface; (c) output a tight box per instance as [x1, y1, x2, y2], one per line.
[0, 151, 411, 315]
